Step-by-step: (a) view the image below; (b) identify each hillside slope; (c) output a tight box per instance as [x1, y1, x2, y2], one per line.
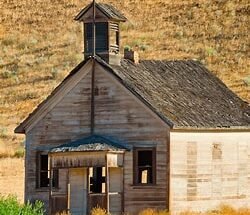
[0, 0, 249, 152]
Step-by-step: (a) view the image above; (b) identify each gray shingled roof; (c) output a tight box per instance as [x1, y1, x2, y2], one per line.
[96, 57, 250, 128]
[75, 2, 127, 22]
[50, 135, 131, 153]
[15, 56, 250, 134]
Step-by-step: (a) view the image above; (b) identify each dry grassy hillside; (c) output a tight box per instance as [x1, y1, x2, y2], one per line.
[0, 0, 249, 154]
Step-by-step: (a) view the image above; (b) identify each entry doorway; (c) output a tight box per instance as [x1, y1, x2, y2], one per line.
[69, 168, 88, 215]
[88, 167, 107, 211]
[68, 167, 107, 215]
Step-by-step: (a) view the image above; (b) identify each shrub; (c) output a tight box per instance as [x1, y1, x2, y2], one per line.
[91, 207, 109, 215]
[1, 69, 17, 79]
[244, 76, 250, 86]
[139, 208, 157, 215]
[51, 68, 60, 79]
[139, 209, 169, 215]
[124, 45, 131, 51]
[0, 127, 8, 139]
[0, 195, 44, 215]
[157, 210, 169, 215]
[0, 195, 20, 215]
[13, 148, 25, 158]
[55, 211, 71, 215]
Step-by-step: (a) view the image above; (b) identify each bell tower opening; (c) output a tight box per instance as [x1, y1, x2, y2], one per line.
[75, 1, 127, 65]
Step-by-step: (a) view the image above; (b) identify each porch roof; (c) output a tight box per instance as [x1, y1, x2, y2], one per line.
[50, 134, 131, 153]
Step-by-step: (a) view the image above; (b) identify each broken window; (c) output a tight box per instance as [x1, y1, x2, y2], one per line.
[89, 167, 106, 193]
[134, 148, 156, 185]
[37, 153, 58, 188]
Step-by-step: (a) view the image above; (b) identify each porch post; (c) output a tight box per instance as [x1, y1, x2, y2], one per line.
[49, 154, 53, 215]
[86, 167, 89, 214]
[105, 154, 109, 213]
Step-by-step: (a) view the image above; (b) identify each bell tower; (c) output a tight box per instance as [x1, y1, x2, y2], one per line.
[75, 1, 127, 65]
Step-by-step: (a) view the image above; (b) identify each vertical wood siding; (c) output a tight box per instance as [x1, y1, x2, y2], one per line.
[94, 64, 169, 214]
[25, 70, 92, 212]
[25, 62, 170, 214]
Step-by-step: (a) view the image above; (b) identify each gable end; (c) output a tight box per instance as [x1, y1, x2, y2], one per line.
[15, 59, 93, 134]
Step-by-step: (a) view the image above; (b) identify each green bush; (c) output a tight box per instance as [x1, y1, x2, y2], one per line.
[13, 148, 25, 158]
[0, 195, 44, 215]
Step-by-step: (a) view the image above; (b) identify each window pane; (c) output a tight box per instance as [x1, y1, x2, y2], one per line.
[38, 153, 59, 188]
[85, 23, 108, 53]
[134, 149, 155, 185]
[138, 167, 152, 184]
[40, 154, 48, 171]
[40, 172, 49, 187]
[138, 151, 152, 166]
[96, 23, 108, 52]
[85, 23, 93, 53]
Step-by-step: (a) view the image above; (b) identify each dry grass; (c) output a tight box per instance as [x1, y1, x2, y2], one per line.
[0, 158, 24, 202]
[179, 204, 250, 215]
[0, 0, 249, 151]
[91, 207, 109, 215]
[56, 211, 71, 215]
[89, 205, 250, 215]
[0, 0, 249, 200]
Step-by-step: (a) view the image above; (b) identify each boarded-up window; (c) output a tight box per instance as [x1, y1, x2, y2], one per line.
[212, 143, 222, 160]
[133, 148, 156, 185]
[84, 22, 108, 53]
[37, 153, 58, 188]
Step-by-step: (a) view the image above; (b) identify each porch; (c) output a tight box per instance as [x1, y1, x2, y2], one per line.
[48, 135, 129, 215]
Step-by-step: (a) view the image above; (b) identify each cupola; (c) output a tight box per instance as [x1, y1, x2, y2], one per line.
[75, 1, 127, 65]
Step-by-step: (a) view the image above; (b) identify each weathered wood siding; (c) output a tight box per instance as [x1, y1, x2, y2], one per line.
[25, 61, 170, 214]
[170, 131, 250, 214]
[25, 64, 92, 211]
[109, 167, 123, 215]
[51, 152, 123, 168]
[94, 64, 170, 214]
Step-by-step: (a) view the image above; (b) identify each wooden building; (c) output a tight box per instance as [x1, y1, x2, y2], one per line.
[15, 2, 250, 215]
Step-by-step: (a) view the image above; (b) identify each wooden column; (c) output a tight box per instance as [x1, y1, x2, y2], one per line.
[105, 154, 110, 213]
[87, 167, 90, 214]
[67, 169, 70, 213]
[49, 155, 53, 215]
[122, 153, 125, 213]
[90, 59, 96, 135]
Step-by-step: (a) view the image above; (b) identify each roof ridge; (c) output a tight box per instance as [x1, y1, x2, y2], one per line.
[75, 2, 127, 22]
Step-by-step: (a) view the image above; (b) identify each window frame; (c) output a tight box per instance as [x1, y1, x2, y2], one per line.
[36, 152, 59, 189]
[133, 147, 156, 186]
